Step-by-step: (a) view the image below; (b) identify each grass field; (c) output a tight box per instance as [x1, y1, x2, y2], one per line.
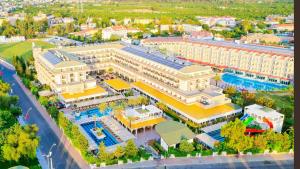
[0, 40, 55, 63]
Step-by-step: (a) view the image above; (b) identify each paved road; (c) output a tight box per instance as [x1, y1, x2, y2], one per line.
[103, 154, 294, 169]
[0, 61, 89, 169]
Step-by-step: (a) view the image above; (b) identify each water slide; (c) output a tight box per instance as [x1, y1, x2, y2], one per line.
[243, 116, 254, 126]
[240, 114, 249, 121]
[263, 117, 274, 129]
[245, 128, 265, 133]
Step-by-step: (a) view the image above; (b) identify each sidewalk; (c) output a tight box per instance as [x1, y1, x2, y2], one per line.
[102, 153, 294, 169]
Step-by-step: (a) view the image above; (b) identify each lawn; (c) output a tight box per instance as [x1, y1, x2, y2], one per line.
[0, 40, 55, 63]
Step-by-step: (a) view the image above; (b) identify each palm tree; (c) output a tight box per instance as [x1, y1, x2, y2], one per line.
[214, 74, 221, 86]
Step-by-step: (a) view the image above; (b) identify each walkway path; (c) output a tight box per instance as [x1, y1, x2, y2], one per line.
[102, 153, 294, 169]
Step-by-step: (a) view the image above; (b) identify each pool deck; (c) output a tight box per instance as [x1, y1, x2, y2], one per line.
[75, 116, 135, 151]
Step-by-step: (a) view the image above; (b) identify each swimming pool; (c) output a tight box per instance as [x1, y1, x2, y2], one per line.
[221, 73, 287, 91]
[81, 121, 119, 146]
[75, 107, 112, 121]
[206, 129, 225, 142]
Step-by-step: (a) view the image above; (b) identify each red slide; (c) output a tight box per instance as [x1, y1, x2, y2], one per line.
[263, 117, 274, 129]
[245, 128, 265, 133]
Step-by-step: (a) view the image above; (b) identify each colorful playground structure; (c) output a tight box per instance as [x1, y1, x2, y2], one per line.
[240, 113, 274, 134]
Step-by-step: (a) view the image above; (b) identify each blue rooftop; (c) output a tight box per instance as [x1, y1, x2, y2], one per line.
[121, 46, 191, 70]
[43, 51, 62, 65]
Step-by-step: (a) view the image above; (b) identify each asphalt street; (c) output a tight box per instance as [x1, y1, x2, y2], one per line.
[1, 62, 83, 169]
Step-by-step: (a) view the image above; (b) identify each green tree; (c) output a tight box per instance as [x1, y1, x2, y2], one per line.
[221, 119, 253, 153]
[113, 146, 124, 159]
[38, 96, 49, 107]
[288, 127, 294, 150]
[124, 139, 138, 158]
[1, 124, 39, 162]
[0, 80, 10, 94]
[0, 110, 17, 130]
[179, 139, 195, 153]
[98, 142, 110, 162]
[253, 135, 268, 152]
[213, 74, 221, 86]
[98, 102, 107, 112]
[223, 86, 237, 97]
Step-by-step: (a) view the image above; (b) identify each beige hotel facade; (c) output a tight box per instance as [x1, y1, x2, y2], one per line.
[141, 37, 294, 85]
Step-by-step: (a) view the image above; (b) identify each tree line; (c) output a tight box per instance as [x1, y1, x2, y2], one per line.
[0, 78, 40, 168]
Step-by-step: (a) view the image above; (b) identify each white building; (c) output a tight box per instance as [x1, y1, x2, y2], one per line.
[244, 104, 284, 133]
[196, 16, 236, 27]
[62, 17, 74, 24]
[102, 26, 140, 40]
[0, 36, 25, 43]
[123, 18, 131, 25]
[182, 24, 202, 33]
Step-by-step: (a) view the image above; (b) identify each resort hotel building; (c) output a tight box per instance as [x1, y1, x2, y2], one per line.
[33, 41, 242, 126]
[141, 37, 294, 85]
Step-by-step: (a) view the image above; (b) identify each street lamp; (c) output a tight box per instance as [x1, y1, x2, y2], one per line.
[45, 143, 56, 169]
[24, 107, 32, 120]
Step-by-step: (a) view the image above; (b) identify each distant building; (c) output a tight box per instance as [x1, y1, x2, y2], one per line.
[244, 104, 284, 133]
[190, 30, 213, 40]
[196, 16, 236, 27]
[240, 33, 281, 44]
[33, 12, 47, 22]
[160, 25, 170, 32]
[6, 14, 25, 25]
[123, 18, 131, 25]
[156, 121, 195, 150]
[285, 14, 294, 24]
[0, 36, 25, 43]
[62, 17, 74, 24]
[134, 18, 153, 25]
[182, 24, 202, 33]
[102, 26, 140, 40]
[70, 28, 99, 37]
[110, 18, 117, 25]
[265, 15, 284, 25]
[270, 24, 294, 32]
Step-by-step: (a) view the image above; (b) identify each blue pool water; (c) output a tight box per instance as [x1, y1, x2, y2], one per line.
[222, 73, 287, 91]
[75, 107, 112, 121]
[207, 129, 225, 142]
[81, 121, 119, 146]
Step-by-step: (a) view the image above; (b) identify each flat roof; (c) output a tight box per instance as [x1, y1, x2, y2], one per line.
[121, 45, 192, 70]
[60, 86, 107, 101]
[43, 51, 62, 65]
[104, 79, 131, 91]
[114, 113, 166, 130]
[156, 121, 195, 146]
[245, 104, 283, 118]
[132, 81, 240, 121]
